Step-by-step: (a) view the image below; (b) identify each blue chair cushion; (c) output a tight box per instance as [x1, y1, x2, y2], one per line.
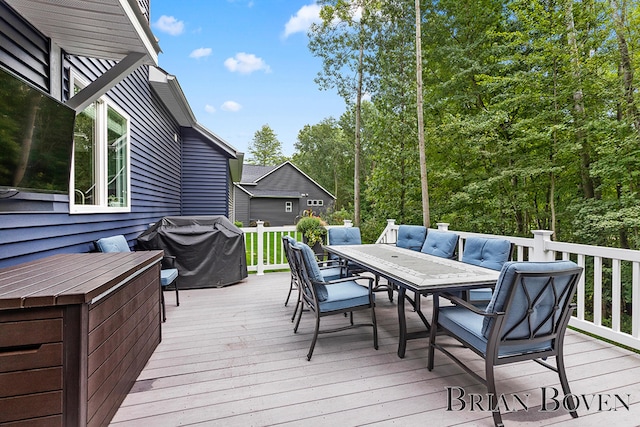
[328, 227, 362, 245]
[482, 260, 580, 338]
[96, 235, 131, 253]
[321, 267, 343, 282]
[421, 231, 459, 259]
[161, 268, 178, 287]
[298, 242, 329, 301]
[396, 225, 427, 251]
[319, 280, 374, 312]
[462, 237, 511, 271]
[439, 305, 552, 357]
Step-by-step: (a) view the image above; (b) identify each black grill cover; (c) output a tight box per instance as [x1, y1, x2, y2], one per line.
[137, 216, 247, 289]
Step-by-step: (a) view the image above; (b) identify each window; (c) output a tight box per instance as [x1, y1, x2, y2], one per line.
[307, 199, 324, 207]
[285, 201, 292, 212]
[70, 75, 130, 213]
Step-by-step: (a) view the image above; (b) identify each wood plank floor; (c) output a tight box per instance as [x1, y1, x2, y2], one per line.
[110, 272, 640, 426]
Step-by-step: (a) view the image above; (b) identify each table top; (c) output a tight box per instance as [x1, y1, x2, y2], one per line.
[324, 244, 500, 293]
[0, 251, 163, 310]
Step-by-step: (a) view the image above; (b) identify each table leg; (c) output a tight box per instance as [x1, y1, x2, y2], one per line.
[428, 292, 439, 370]
[397, 285, 407, 358]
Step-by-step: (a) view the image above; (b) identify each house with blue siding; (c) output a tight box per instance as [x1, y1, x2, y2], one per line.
[233, 161, 335, 226]
[0, 0, 243, 268]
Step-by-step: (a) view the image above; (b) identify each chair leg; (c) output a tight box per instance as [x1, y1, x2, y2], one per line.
[371, 305, 378, 350]
[284, 277, 294, 306]
[486, 361, 504, 427]
[307, 314, 321, 361]
[557, 352, 579, 418]
[160, 290, 166, 323]
[291, 286, 302, 323]
[293, 299, 304, 333]
[174, 281, 179, 306]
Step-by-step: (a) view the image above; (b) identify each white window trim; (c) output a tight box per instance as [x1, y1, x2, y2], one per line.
[69, 73, 131, 214]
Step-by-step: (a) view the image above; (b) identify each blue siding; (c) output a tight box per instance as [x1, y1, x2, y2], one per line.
[0, 3, 188, 268]
[181, 127, 231, 216]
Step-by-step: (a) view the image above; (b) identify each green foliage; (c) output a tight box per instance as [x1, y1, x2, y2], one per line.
[295, 215, 327, 247]
[247, 124, 287, 166]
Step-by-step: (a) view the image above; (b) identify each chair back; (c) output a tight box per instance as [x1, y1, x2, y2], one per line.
[462, 237, 511, 271]
[291, 244, 327, 307]
[482, 261, 582, 352]
[95, 235, 131, 253]
[421, 230, 459, 259]
[328, 227, 362, 246]
[396, 225, 427, 251]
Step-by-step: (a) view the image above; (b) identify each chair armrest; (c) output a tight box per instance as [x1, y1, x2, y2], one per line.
[318, 259, 344, 268]
[441, 292, 495, 317]
[325, 275, 374, 288]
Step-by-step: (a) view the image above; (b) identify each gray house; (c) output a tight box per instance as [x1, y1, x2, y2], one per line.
[0, 0, 243, 268]
[233, 161, 336, 226]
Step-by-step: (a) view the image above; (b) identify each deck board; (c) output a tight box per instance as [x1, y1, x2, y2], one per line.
[110, 271, 640, 426]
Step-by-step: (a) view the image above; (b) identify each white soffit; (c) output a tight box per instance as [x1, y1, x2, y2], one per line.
[5, 0, 160, 65]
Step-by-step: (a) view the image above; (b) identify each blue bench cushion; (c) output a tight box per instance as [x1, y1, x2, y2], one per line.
[462, 237, 511, 271]
[328, 227, 362, 245]
[439, 305, 552, 357]
[319, 280, 373, 312]
[396, 225, 427, 251]
[421, 231, 458, 259]
[482, 260, 580, 338]
[161, 268, 178, 287]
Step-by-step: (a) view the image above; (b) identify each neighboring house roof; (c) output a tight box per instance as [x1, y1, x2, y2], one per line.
[236, 161, 336, 200]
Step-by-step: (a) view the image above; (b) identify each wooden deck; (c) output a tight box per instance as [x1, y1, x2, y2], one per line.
[110, 272, 640, 426]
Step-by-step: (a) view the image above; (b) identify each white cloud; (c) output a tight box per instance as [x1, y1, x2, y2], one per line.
[205, 104, 216, 114]
[283, 4, 322, 38]
[153, 15, 184, 36]
[189, 47, 212, 59]
[224, 52, 271, 74]
[221, 101, 242, 112]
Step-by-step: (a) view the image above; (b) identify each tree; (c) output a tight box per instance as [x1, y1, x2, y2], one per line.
[247, 124, 285, 166]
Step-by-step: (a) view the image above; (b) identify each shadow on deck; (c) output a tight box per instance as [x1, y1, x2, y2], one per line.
[110, 272, 640, 426]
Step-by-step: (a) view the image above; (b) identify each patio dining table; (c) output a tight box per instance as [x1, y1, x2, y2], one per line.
[323, 244, 500, 358]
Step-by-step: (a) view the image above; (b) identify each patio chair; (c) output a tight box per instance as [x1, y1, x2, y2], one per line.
[291, 242, 378, 360]
[328, 227, 395, 301]
[395, 225, 427, 251]
[95, 234, 179, 322]
[460, 237, 512, 304]
[282, 235, 346, 323]
[428, 260, 583, 427]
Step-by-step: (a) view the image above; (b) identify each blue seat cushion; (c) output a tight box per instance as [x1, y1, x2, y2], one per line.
[439, 305, 552, 358]
[482, 260, 580, 338]
[161, 268, 178, 287]
[396, 225, 427, 251]
[96, 235, 131, 253]
[462, 237, 511, 271]
[421, 231, 458, 259]
[328, 227, 362, 245]
[319, 280, 374, 312]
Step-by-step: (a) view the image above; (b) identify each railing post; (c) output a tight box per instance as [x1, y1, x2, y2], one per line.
[530, 230, 554, 261]
[436, 223, 449, 231]
[343, 220, 353, 227]
[256, 220, 265, 275]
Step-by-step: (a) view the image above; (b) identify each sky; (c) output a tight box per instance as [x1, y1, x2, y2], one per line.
[149, 0, 346, 157]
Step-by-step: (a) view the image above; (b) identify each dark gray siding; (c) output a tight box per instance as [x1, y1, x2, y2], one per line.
[234, 187, 250, 226]
[0, 2, 183, 268]
[250, 198, 298, 226]
[181, 127, 231, 216]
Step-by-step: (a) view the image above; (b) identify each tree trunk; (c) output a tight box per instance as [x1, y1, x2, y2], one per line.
[415, 0, 430, 227]
[565, 0, 595, 199]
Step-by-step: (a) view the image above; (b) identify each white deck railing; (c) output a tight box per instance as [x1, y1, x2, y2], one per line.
[241, 218, 640, 351]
